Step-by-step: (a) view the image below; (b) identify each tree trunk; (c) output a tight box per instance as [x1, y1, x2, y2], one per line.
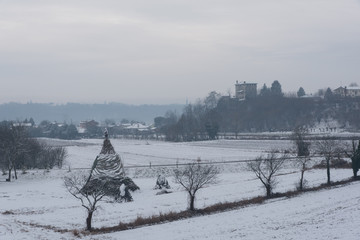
[353, 168, 358, 179]
[266, 185, 271, 198]
[14, 167, 18, 180]
[86, 211, 93, 231]
[189, 195, 195, 211]
[326, 157, 331, 185]
[7, 167, 11, 182]
[352, 160, 358, 179]
[299, 170, 305, 191]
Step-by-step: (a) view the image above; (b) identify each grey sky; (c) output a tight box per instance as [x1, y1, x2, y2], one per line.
[1, 0, 360, 104]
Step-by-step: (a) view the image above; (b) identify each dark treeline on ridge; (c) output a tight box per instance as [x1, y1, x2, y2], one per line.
[155, 85, 360, 141]
[216, 95, 360, 132]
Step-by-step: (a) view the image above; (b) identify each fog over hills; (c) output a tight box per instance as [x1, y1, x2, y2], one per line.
[0, 102, 184, 125]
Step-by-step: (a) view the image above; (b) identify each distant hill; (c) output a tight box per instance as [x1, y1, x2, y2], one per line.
[0, 102, 184, 124]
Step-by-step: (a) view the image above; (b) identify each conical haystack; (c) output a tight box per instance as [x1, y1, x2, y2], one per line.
[82, 130, 139, 202]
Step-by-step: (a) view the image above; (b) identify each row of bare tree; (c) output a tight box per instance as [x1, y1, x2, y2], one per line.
[64, 162, 219, 230]
[175, 130, 360, 210]
[0, 124, 67, 181]
[248, 129, 360, 198]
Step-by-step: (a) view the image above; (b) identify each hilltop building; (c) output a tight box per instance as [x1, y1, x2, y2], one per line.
[235, 81, 257, 100]
[334, 86, 360, 98]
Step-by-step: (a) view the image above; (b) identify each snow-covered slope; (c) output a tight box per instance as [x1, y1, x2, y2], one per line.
[92, 181, 360, 240]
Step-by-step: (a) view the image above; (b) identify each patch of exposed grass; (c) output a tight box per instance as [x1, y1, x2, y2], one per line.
[19, 221, 69, 234]
[2, 210, 15, 215]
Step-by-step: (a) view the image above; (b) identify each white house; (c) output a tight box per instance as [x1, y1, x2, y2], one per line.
[334, 86, 360, 97]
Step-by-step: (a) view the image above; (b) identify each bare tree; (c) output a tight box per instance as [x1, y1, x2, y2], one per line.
[247, 152, 287, 197]
[292, 127, 312, 190]
[37, 143, 67, 169]
[344, 139, 360, 179]
[295, 156, 312, 190]
[64, 173, 138, 231]
[0, 125, 12, 179]
[204, 91, 221, 110]
[64, 172, 107, 231]
[316, 139, 340, 185]
[349, 82, 358, 87]
[174, 162, 219, 211]
[0, 125, 28, 181]
[292, 127, 310, 157]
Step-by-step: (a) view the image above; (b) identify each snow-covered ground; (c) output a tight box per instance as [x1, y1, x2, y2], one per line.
[92, 181, 360, 240]
[1, 139, 358, 239]
[63, 138, 294, 168]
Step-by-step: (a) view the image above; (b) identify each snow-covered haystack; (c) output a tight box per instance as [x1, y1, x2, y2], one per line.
[154, 174, 170, 190]
[82, 130, 139, 202]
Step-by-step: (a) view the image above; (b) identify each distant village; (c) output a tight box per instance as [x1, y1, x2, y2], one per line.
[11, 118, 157, 140]
[78, 119, 155, 138]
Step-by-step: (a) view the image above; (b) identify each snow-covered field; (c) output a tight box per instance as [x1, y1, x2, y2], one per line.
[61, 138, 294, 168]
[1, 139, 359, 240]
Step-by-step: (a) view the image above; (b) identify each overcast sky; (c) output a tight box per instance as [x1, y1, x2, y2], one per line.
[1, 0, 360, 104]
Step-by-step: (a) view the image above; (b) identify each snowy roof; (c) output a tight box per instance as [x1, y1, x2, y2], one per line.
[12, 123, 32, 127]
[125, 123, 149, 129]
[335, 86, 360, 91]
[347, 87, 360, 90]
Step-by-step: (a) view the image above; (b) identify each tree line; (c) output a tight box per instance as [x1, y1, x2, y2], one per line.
[154, 91, 221, 141]
[0, 121, 67, 181]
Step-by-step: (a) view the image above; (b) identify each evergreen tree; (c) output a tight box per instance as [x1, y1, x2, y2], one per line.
[324, 88, 333, 100]
[29, 118, 35, 126]
[259, 84, 271, 97]
[297, 87, 306, 98]
[271, 80, 283, 97]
